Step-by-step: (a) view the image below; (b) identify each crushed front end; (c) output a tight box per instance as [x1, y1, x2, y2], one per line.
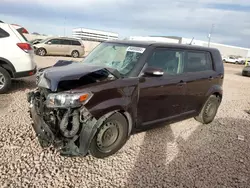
[27, 87, 98, 157]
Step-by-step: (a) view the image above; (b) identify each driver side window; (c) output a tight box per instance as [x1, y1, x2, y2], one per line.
[147, 48, 184, 75]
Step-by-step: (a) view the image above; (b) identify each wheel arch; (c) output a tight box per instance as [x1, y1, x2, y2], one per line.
[0, 57, 16, 77]
[78, 108, 133, 156]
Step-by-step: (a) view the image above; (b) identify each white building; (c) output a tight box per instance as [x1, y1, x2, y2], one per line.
[72, 28, 118, 42]
[129, 36, 250, 58]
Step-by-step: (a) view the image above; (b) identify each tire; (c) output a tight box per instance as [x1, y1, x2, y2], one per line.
[195, 95, 220, 124]
[37, 48, 46, 56]
[0, 67, 11, 94]
[71, 50, 79, 58]
[89, 113, 129, 158]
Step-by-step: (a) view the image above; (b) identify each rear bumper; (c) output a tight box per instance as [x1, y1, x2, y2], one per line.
[14, 66, 37, 78]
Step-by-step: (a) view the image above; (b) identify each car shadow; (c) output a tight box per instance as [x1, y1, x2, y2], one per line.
[125, 117, 250, 187]
[0, 94, 13, 111]
[9, 76, 36, 93]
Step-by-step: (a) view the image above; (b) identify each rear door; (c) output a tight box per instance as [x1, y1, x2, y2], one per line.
[137, 47, 188, 127]
[61, 39, 71, 55]
[183, 50, 216, 113]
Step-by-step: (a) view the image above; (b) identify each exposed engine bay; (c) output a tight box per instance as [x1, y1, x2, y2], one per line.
[27, 61, 122, 156]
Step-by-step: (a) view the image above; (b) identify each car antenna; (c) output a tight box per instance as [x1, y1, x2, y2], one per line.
[189, 37, 194, 45]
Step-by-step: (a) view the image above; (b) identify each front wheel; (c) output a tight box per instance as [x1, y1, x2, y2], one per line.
[195, 95, 220, 124]
[37, 48, 46, 56]
[89, 113, 129, 158]
[0, 67, 11, 94]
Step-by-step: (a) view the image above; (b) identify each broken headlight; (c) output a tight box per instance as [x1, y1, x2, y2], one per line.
[46, 92, 93, 108]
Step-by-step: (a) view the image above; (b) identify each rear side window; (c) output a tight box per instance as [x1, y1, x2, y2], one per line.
[0, 28, 10, 38]
[16, 28, 28, 41]
[72, 40, 81, 46]
[61, 39, 71, 45]
[184, 51, 213, 73]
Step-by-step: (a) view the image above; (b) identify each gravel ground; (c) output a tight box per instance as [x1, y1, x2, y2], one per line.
[0, 56, 250, 187]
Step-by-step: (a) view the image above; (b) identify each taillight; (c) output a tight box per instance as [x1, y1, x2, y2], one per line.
[17, 43, 32, 53]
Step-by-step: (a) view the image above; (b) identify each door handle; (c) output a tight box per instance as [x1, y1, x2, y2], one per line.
[177, 80, 186, 87]
[208, 76, 214, 81]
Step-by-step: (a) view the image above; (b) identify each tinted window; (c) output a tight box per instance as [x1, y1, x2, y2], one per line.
[147, 48, 184, 75]
[72, 40, 81, 46]
[185, 51, 213, 72]
[0, 28, 10, 38]
[48, 39, 60, 44]
[61, 39, 71, 45]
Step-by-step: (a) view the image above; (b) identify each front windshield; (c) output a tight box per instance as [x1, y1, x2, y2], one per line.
[82, 42, 146, 76]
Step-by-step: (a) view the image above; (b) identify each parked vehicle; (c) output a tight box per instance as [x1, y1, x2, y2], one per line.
[0, 22, 36, 93]
[242, 61, 250, 76]
[33, 37, 85, 58]
[27, 40, 224, 158]
[222, 56, 239, 64]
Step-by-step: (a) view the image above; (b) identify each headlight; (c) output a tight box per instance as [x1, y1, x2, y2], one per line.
[46, 92, 93, 108]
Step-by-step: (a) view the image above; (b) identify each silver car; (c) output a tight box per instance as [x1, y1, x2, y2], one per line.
[34, 37, 85, 58]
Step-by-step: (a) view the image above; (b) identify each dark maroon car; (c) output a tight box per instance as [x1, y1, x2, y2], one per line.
[27, 40, 224, 158]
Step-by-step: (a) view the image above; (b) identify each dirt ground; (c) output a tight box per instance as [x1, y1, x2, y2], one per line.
[0, 56, 250, 188]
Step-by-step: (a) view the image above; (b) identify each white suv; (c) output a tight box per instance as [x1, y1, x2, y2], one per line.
[0, 22, 36, 93]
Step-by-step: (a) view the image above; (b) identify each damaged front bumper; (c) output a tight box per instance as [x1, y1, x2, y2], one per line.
[27, 90, 100, 157]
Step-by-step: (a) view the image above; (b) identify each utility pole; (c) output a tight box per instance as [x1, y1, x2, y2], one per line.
[208, 24, 215, 47]
[63, 17, 66, 36]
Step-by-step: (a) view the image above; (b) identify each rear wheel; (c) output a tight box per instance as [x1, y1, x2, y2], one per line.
[0, 67, 11, 94]
[89, 113, 129, 158]
[71, 50, 79, 58]
[195, 95, 220, 124]
[37, 48, 46, 56]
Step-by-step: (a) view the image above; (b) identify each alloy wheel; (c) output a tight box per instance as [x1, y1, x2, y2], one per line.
[0, 73, 5, 89]
[72, 51, 79, 58]
[38, 49, 45, 56]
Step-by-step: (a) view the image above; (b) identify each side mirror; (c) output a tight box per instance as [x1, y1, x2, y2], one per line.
[47, 42, 52, 45]
[143, 66, 164, 77]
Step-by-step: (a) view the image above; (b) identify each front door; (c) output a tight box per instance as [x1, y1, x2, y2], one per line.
[137, 47, 187, 127]
[45, 39, 61, 55]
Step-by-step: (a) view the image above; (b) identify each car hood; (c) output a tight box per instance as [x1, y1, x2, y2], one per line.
[37, 61, 122, 92]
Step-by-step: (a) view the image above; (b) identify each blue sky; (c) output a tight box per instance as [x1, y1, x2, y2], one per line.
[1, 0, 250, 47]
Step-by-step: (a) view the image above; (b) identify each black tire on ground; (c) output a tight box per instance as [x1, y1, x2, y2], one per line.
[0, 67, 11, 94]
[37, 48, 47, 56]
[89, 113, 129, 159]
[195, 95, 220, 124]
[71, 50, 79, 58]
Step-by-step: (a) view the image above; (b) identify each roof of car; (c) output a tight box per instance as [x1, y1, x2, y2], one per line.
[42, 36, 80, 41]
[105, 39, 219, 52]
